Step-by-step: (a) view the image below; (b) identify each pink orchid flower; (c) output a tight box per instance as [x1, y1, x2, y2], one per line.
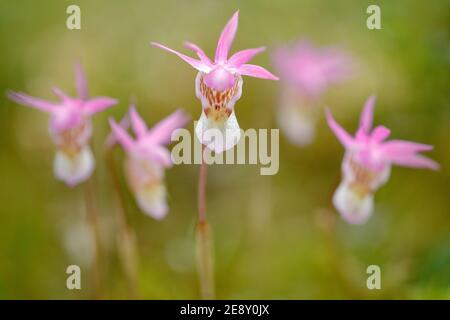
[152, 10, 278, 153]
[109, 106, 189, 219]
[7, 63, 118, 186]
[326, 95, 439, 224]
[272, 40, 352, 146]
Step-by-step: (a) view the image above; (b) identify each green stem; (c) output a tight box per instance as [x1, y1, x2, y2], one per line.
[105, 149, 139, 299]
[196, 146, 215, 299]
[84, 176, 104, 299]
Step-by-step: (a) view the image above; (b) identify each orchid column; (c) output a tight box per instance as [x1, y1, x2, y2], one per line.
[273, 41, 351, 146]
[326, 96, 439, 224]
[152, 11, 278, 298]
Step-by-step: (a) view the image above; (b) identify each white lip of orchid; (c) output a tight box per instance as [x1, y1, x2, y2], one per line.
[195, 72, 243, 153]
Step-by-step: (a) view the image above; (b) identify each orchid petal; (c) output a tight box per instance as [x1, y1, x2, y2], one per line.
[214, 11, 239, 63]
[371, 125, 391, 142]
[359, 95, 376, 133]
[146, 109, 190, 145]
[109, 118, 135, 152]
[129, 105, 148, 138]
[84, 97, 117, 115]
[228, 47, 266, 67]
[236, 64, 279, 80]
[151, 42, 210, 73]
[7, 90, 58, 113]
[325, 109, 354, 149]
[104, 113, 130, 149]
[52, 87, 71, 101]
[75, 62, 89, 100]
[381, 140, 438, 170]
[184, 41, 213, 66]
[143, 145, 173, 168]
[388, 153, 439, 170]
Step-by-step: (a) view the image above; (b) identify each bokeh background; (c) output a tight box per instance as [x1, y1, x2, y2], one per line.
[0, 0, 449, 299]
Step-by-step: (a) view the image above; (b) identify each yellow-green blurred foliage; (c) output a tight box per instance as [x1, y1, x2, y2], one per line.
[0, 0, 448, 299]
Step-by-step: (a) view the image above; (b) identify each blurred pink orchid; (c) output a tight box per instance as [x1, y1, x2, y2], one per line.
[109, 106, 189, 219]
[152, 10, 278, 153]
[272, 40, 352, 146]
[8, 63, 118, 186]
[326, 95, 439, 224]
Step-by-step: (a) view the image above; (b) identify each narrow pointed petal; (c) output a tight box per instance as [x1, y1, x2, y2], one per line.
[54, 147, 95, 187]
[146, 109, 190, 145]
[237, 64, 279, 80]
[388, 153, 439, 170]
[104, 114, 130, 149]
[75, 62, 89, 100]
[84, 97, 117, 115]
[151, 42, 210, 73]
[214, 11, 239, 63]
[325, 109, 354, 149]
[109, 118, 135, 152]
[52, 87, 70, 101]
[129, 105, 148, 138]
[228, 47, 266, 67]
[7, 90, 58, 113]
[359, 95, 376, 133]
[381, 140, 439, 170]
[382, 140, 434, 155]
[184, 41, 213, 66]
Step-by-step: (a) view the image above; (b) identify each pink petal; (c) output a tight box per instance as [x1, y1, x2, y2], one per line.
[388, 153, 439, 170]
[7, 90, 58, 113]
[146, 109, 190, 145]
[325, 109, 354, 149]
[184, 41, 213, 66]
[228, 47, 266, 67]
[52, 87, 70, 101]
[359, 95, 376, 133]
[84, 97, 117, 115]
[129, 105, 148, 138]
[151, 42, 210, 73]
[237, 64, 279, 80]
[214, 11, 239, 63]
[109, 118, 135, 152]
[382, 140, 434, 155]
[371, 125, 391, 142]
[143, 145, 173, 168]
[75, 62, 89, 100]
[381, 140, 439, 170]
[104, 114, 130, 149]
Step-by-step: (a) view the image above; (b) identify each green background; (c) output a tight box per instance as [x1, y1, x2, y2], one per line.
[0, 0, 449, 299]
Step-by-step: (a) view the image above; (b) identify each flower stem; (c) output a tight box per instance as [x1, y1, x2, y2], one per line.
[105, 149, 139, 299]
[196, 145, 215, 299]
[84, 176, 104, 299]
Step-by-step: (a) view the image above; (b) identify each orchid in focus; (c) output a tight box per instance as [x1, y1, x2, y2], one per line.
[326, 96, 439, 224]
[152, 11, 278, 153]
[109, 106, 189, 219]
[273, 40, 352, 146]
[8, 63, 118, 186]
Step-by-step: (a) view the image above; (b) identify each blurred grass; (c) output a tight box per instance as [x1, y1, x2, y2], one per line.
[0, 0, 449, 299]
